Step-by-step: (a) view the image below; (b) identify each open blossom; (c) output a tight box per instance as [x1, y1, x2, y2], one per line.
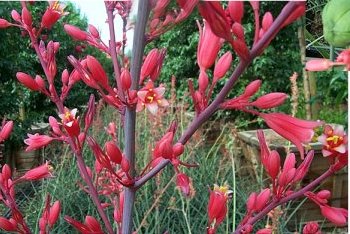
[41, 1, 68, 29]
[59, 107, 80, 137]
[318, 124, 347, 157]
[136, 80, 169, 115]
[24, 133, 54, 151]
[259, 113, 323, 158]
[207, 184, 232, 233]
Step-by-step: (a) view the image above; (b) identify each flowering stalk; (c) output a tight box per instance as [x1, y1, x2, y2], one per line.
[134, 1, 306, 189]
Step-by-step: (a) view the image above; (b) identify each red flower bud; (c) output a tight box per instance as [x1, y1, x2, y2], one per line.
[317, 190, 331, 200]
[303, 221, 320, 234]
[246, 192, 257, 211]
[140, 49, 159, 83]
[88, 24, 100, 38]
[0, 19, 10, 29]
[121, 68, 132, 90]
[84, 216, 103, 233]
[16, 72, 40, 91]
[64, 24, 87, 41]
[213, 52, 232, 82]
[293, 150, 314, 183]
[121, 157, 130, 173]
[256, 228, 272, 234]
[267, 150, 280, 179]
[251, 92, 287, 109]
[105, 141, 122, 164]
[243, 80, 261, 97]
[282, 2, 305, 28]
[86, 56, 109, 89]
[0, 121, 14, 142]
[255, 188, 270, 211]
[173, 143, 184, 157]
[35, 75, 46, 90]
[176, 173, 191, 196]
[232, 39, 250, 61]
[41, 8, 61, 29]
[198, 70, 209, 93]
[22, 7, 32, 27]
[84, 95, 95, 130]
[0, 217, 17, 231]
[61, 69, 69, 85]
[231, 23, 245, 40]
[228, 1, 244, 24]
[1, 164, 12, 181]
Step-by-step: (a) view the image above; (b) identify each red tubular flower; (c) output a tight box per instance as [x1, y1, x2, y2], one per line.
[231, 23, 245, 40]
[250, 92, 287, 109]
[318, 124, 347, 157]
[305, 59, 333, 71]
[16, 72, 41, 91]
[281, 2, 306, 28]
[228, 1, 244, 24]
[198, 2, 232, 41]
[198, 70, 209, 93]
[0, 120, 13, 142]
[232, 39, 250, 61]
[84, 216, 103, 234]
[41, 1, 67, 29]
[320, 206, 348, 226]
[24, 133, 54, 151]
[213, 52, 232, 82]
[136, 81, 169, 115]
[88, 24, 100, 38]
[21, 162, 53, 181]
[207, 185, 232, 232]
[266, 150, 280, 179]
[293, 150, 314, 183]
[197, 21, 221, 70]
[0, 217, 17, 232]
[256, 228, 272, 234]
[121, 68, 132, 90]
[303, 221, 321, 234]
[259, 113, 322, 158]
[243, 80, 262, 97]
[64, 216, 91, 233]
[0, 19, 11, 28]
[262, 12, 273, 32]
[64, 24, 87, 41]
[255, 188, 270, 211]
[59, 107, 80, 137]
[176, 173, 191, 196]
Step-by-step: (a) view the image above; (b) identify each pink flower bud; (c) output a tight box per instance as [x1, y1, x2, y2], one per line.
[228, 1, 244, 23]
[84, 95, 95, 130]
[255, 188, 270, 211]
[105, 141, 122, 164]
[243, 80, 261, 97]
[283, 153, 296, 172]
[35, 75, 46, 90]
[22, 7, 32, 27]
[11, 10, 21, 22]
[61, 69, 69, 85]
[282, 3, 305, 28]
[213, 52, 232, 82]
[0, 217, 17, 231]
[256, 228, 272, 234]
[231, 23, 245, 40]
[21, 162, 52, 181]
[0, 19, 10, 29]
[317, 190, 331, 200]
[88, 24, 99, 38]
[262, 12, 273, 32]
[305, 59, 333, 71]
[176, 173, 191, 196]
[48, 200, 61, 226]
[24, 134, 53, 151]
[251, 92, 287, 109]
[49, 116, 62, 135]
[121, 68, 132, 90]
[16, 72, 40, 91]
[198, 70, 209, 93]
[64, 24, 87, 41]
[293, 150, 314, 183]
[0, 121, 14, 142]
[246, 192, 257, 211]
[320, 206, 347, 226]
[41, 8, 61, 29]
